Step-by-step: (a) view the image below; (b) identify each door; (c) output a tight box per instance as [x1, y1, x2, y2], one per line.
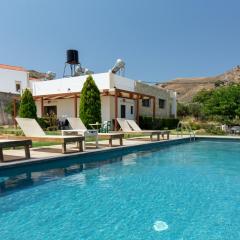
[121, 105, 126, 118]
[44, 106, 57, 116]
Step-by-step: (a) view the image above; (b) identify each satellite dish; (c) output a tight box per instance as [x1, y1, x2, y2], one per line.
[74, 65, 84, 76]
[74, 66, 94, 76]
[84, 68, 94, 75]
[46, 71, 56, 80]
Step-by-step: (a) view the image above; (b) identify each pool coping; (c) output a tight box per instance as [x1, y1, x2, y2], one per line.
[0, 135, 239, 172]
[0, 137, 191, 171]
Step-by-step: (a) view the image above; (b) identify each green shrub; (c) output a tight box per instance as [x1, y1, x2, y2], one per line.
[204, 124, 226, 135]
[79, 75, 101, 127]
[18, 89, 37, 118]
[188, 121, 201, 130]
[37, 114, 58, 131]
[37, 118, 49, 130]
[139, 116, 179, 130]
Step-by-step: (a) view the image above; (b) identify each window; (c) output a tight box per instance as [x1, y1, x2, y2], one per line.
[159, 99, 165, 109]
[130, 106, 134, 115]
[142, 99, 151, 107]
[15, 81, 21, 93]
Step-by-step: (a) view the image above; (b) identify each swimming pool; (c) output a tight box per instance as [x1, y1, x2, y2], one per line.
[0, 139, 239, 239]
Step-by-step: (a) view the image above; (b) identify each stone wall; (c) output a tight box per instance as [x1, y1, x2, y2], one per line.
[135, 81, 173, 118]
[0, 92, 19, 125]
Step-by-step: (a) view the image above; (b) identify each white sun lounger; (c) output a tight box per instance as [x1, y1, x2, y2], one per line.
[67, 118, 124, 147]
[64, 117, 98, 149]
[15, 118, 84, 154]
[117, 118, 170, 141]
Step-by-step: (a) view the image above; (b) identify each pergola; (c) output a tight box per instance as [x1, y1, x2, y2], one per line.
[13, 88, 156, 130]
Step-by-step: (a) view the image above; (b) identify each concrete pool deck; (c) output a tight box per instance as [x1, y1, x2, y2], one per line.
[0, 135, 184, 168]
[0, 135, 239, 170]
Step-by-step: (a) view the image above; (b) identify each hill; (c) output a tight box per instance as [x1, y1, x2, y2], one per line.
[157, 66, 240, 103]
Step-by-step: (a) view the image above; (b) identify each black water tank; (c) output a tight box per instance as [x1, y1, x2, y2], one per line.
[66, 49, 79, 64]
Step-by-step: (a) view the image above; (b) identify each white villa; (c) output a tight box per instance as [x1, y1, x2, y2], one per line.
[0, 64, 177, 128]
[30, 72, 177, 129]
[0, 64, 29, 125]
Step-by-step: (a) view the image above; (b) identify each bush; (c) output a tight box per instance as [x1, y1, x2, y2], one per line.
[79, 75, 101, 127]
[139, 116, 179, 130]
[177, 102, 190, 117]
[37, 118, 49, 130]
[204, 124, 226, 135]
[18, 89, 37, 118]
[37, 114, 58, 131]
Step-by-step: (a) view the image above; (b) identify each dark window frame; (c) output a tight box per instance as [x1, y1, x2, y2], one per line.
[15, 81, 21, 93]
[142, 99, 151, 107]
[158, 98, 166, 109]
[130, 106, 134, 114]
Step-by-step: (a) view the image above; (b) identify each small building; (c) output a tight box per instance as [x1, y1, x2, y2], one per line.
[0, 64, 29, 125]
[30, 72, 177, 129]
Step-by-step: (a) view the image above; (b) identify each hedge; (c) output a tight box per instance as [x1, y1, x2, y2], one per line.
[139, 116, 179, 130]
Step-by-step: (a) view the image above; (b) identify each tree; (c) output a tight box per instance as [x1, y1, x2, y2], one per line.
[177, 102, 190, 118]
[193, 84, 240, 119]
[192, 89, 213, 103]
[79, 75, 101, 127]
[18, 88, 37, 118]
[188, 103, 203, 119]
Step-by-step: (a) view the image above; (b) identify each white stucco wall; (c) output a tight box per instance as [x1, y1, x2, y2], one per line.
[118, 98, 135, 120]
[31, 73, 112, 96]
[169, 90, 177, 117]
[36, 96, 112, 122]
[0, 68, 28, 94]
[101, 96, 111, 122]
[36, 98, 76, 119]
[31, 72, 137, 96]
[111, 73, 135, 91]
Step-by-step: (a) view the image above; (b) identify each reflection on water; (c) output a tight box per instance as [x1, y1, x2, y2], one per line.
[0, 147, 158, 196]
[0, 156, 124, 196]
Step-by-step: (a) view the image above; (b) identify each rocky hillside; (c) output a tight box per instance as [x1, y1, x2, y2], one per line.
[28, 70, 46, 80]
[157, 66, 240, 103]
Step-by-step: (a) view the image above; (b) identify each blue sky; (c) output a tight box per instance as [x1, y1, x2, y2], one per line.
[0, 0, 239, 82]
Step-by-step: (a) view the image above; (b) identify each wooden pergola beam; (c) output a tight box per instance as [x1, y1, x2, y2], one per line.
[13, 99, 17, 128]
[114, 89, 118, 130]
[74, 94, 78, 118]
[136, 94, 140, 124]
[153, 97, 156, 119]
[40, 97, 44, 117]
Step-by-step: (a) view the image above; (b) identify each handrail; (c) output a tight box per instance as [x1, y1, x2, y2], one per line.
[176, 121, 196, 141]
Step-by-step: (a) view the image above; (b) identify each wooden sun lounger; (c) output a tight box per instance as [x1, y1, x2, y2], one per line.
[117, 118, 170, 141]
[123, 130, 169, 141]
[67, 118, 124, 147]
[62, 130, 124, 147]
[15, 118, 85, 154]
[98, 133, 124, 147]
[27, 136, 84, 154]
[0, 139, 32, 162]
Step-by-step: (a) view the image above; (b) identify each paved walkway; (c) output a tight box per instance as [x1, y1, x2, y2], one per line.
[0, 136, 178, 165]
[0, 135, 239, 168]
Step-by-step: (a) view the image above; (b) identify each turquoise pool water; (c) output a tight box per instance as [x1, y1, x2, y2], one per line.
[0, 140, 239, 239]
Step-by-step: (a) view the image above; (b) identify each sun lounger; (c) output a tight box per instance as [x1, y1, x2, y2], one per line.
[117, 118, 170, 141]
[63, 118, 98, 149]
[67, 118, 124, 147]
[0, 139, 32, 162]
[16, 118, 84, 154]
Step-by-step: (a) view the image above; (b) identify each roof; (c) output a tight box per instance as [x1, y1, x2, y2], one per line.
[0, 64, 27, 72]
